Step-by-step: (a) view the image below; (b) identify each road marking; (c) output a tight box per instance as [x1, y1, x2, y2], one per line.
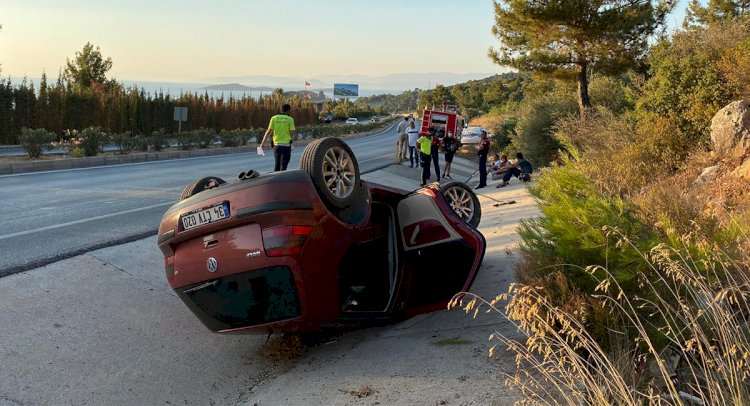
[0, 201, 176, 241]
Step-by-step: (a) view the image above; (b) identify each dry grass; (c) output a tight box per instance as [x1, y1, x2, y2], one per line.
[452, 234, 750, 405]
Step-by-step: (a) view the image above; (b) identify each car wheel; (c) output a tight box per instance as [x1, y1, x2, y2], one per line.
[440, 182, 481, 228]
[180, 176, 226, 200]
[300, 137, 361, 209]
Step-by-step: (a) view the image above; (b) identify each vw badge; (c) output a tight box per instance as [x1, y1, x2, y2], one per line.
[206, 257, 218, 273]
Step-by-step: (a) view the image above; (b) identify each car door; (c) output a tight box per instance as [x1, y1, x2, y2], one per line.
[395, 189, 486, 314]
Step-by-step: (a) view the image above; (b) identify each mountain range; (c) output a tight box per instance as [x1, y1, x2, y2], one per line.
[196, 72, 502, 91]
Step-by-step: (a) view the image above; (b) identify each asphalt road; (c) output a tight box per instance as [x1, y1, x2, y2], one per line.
[0, 122, 400, 276]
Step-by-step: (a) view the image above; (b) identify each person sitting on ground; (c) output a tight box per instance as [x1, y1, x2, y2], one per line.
[490, 154, 509, 180]
[496, 152, 532, 187]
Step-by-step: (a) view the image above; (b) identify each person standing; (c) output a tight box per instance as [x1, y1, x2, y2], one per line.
[442, 130, 457, 179]
[406, 121, 420, 168]
[260, 104, 296, 171]
[475, 130, 491, 189]
[396, 116, 409, 162]
[429, 127, 441, 180]
[415, 131, 432, 186]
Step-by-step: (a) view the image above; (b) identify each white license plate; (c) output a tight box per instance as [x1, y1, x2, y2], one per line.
[181, 202, 229, 231]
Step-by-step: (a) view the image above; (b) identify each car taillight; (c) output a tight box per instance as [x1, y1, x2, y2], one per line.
[165, 256, 175, 280]
[262, 226, 313, 257]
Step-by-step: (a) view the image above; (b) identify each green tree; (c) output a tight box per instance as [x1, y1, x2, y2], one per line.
[489, 0, 673, 115]
[64, 42, 113, 89]
[686, 0, 750, 26]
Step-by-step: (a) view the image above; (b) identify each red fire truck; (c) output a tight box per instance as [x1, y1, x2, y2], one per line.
[419, 102, 464, 139]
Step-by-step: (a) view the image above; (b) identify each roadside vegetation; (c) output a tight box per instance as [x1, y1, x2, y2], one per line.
[445, 1, 750, 404]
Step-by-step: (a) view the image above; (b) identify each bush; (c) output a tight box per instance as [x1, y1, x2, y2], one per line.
[469, 113, 516, 152]
[218, 129, 252, 147]
[637, 20, 750, 148]
[195, 128, 216, 148]
[511, 87, 578, 167]
[517, 165, 658, 296]
[455, 241, 750, 404]
[78, 127, 108, 157]
[70, 147, 85, 158]
[148, 129, 168, 152]
[175, 131, 197, 150]
[18, 128, 55, 158]
[111, 132, 136, 154]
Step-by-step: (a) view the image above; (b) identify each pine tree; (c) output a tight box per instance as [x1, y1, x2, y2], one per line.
[686, 0, 750, 26]
[490, 0, 674, 115]
[64, 42, 113, 90]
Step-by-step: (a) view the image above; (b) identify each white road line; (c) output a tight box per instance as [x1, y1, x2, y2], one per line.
[0, 201, 175, 241]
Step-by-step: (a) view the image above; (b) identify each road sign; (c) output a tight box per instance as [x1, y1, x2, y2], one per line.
[174, 107, 188, 122]
[174, 107, 188, 132]
[333, 83, 359, 97]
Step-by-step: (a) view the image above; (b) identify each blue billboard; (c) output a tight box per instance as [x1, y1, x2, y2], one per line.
[333, 83, 359, 97]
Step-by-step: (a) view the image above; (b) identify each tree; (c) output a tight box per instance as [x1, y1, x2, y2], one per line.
[686, 0, 750, 26]
[64, 42, 113, 89]
[490, 0, 673, 115]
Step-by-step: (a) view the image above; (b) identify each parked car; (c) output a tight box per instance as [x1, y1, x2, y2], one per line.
[460, 126, 488, 144]
[157, 137, 485, 334]
[345, 118, 359, 125]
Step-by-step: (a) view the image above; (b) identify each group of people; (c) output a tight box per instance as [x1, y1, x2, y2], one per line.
[259, 106, 533, 191]
[475, 130, 532, 189]
[396, 116, 459, 186]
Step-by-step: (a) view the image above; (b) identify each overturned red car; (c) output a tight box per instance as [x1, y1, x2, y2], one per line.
[157, 137, 485, 334]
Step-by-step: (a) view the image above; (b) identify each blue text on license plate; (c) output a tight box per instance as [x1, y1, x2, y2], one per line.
[181, 202, 229, 231]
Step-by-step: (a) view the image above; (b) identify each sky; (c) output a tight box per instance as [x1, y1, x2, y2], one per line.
[0, 0, 692, 83]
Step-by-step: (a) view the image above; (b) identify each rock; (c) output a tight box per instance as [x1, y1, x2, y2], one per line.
[710, 100, 750, 159]
[692, 165, 720, 188]
[732, 159, 750, 180]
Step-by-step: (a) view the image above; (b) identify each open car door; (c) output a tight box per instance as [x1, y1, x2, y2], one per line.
[396, 187, 486, 314]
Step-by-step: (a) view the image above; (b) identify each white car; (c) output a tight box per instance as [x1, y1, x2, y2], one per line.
[345, 118, 359, 125]
[460, 126, 487, 144]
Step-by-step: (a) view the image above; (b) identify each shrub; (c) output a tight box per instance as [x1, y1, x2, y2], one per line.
[637, 20, 750, 148]
[18, 128, 55, 159]
[70, 147, 85, 158]
[78, 127, 108, 157]
[195, 128, 216, 148]
[469, 113, 516, 152]
[218, 129, 251, 147]
[511, 87, 578, 167]
[175, 131, 197, 150]
[517, 165, 658, 297]
[554, 108, 694, 197]
[111, 132, 136, 154]
[148, 129, 168, 152]
[454, 238, 750, 405]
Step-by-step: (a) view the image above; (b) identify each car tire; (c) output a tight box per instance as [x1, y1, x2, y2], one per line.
[440, 182, 481, 228]
[180, 176, 226, 200]
[300, 137, 361, 210]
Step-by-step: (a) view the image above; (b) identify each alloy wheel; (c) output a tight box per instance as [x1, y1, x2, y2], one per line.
[322, 146, 356, 198]
[444, 185, 475, 222]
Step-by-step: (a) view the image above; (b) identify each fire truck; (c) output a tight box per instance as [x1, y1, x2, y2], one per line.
[419, 101, 465, 139]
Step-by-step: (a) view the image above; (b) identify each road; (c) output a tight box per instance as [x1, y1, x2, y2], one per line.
[0, 122, 400, 276]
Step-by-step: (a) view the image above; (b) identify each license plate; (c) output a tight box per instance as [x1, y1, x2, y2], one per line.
[181, 202, 230, 231]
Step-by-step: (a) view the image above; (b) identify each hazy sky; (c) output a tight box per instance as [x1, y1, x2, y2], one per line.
[1, 0, 691, 82]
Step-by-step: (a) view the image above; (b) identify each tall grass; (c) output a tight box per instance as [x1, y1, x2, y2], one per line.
[452, 235, 750, 405]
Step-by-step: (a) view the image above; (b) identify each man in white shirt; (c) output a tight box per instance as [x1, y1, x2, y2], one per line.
[396, 116, 409, 162]
[406, 121, 420, 168]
